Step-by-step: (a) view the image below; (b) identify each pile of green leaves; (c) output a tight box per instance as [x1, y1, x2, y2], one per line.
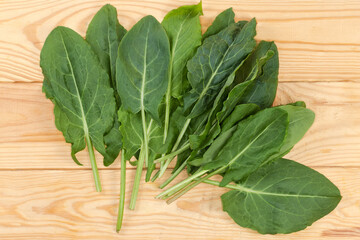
[40, 3, 341, 235]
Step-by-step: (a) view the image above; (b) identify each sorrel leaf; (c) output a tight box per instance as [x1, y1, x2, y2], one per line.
[41, 26, 116, 191]
[234, 41, 279, 109]
[185, 19, 257, 119]
[86, 4, 127, 166]
[203, 8, 235, 39]
[221, 158, 341, 234]
[116, 15, 170, 123]
[86, 4, 127, 101]
[202, 108, 288, 186]
[162, 2, 203, 100]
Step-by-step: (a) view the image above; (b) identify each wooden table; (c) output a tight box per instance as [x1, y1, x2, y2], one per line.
[0, 0, 359, 239]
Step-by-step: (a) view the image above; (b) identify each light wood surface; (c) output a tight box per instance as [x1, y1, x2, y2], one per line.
[0, 0, 359, 239]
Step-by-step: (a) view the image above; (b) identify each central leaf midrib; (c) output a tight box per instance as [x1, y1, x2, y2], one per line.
[141, 27, 150, 114]
[60, 32, 90, 138]
[232, 183, 337, 199]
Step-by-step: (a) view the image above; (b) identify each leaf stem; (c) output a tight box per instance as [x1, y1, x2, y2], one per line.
[116, 150, 126, 232]
[156, 169, 207, 199]
[160, 157, 189, 189]
[157, 116, 191, 179]
[174, 118, 191, 150]
[129, 144, 145, 210]
[163, 166, 228, 202]
[85, 135, 101, 192]
[200, 178, 240, 191]
[154, 142, 190, 163]
[163, 59, 173, 144]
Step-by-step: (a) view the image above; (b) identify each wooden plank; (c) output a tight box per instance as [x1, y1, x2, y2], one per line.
[1, 82, 359, 169]
[0, 168, 357, 240]
[0, 0, 360, 83]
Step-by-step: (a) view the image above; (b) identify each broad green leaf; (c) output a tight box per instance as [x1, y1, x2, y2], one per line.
[188, 45, 273, 150]
[184, 19, 257, 119]
[234, 41, 279, 108]
[41, 26, 116, 164]
[162, 2, 203, 100]
[202, 108, 288, 186]
[86, 4, 127, 166]
[203, 8, 235, 39]
[116, 15, 170, 123]
[86, 4, 126, 103]
[221, 158, 342, 234]
[257, 104, 315, 168]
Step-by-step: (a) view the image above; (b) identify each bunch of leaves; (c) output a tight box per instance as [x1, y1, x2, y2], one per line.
[40, 3, 341, 235]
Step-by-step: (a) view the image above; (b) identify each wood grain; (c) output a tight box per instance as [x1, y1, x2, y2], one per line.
[1, 82, 359, 169]
[0, 0, 360, 83]
[0, 0, 359, 239]
[0, 168, 358, 240]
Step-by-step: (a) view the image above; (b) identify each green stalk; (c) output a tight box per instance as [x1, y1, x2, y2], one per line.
[129, 107, 149, 209]
[158, 118, 191, 178]
[159, 156, 189, 189]
[154, 142, 190, 163]
[85, 135, 101, 192]
[200, 178, 241, 191]
[129, 143, 145, 210]
[156, 169, 207, 199]
[163, 53, 173, 144]
[151, 168, 160, 182]
[116, 150, 126, 232]
[163, 166, 227, 203]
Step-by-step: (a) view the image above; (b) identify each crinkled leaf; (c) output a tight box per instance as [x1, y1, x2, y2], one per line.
[184, 19, 257, 119]
[221, 158, 342, 234]
[41, 26, 116, 164]
[162, 2, 203, 100]
[203, 8, 235, 39]
[116, 15, 170, 123]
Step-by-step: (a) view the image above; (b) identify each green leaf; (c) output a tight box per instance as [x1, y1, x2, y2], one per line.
[118, 109, 142, 161]
[276, 105, 315, 154]
[86, 4, 127, 103]
[41, 26, 116, 165]
[221, 158, 342, 234]
[188, 44, 273, 150]
[202, 108, 288, 186]
[203, 8, 235, 39]
[221, 103, 260, 131]
[185, 19, 257, 119]
[86, 4, 127, 166]
[234, 41, 279, 108]
[116, 15, 170, 123]
[162, 2, 203, 100]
